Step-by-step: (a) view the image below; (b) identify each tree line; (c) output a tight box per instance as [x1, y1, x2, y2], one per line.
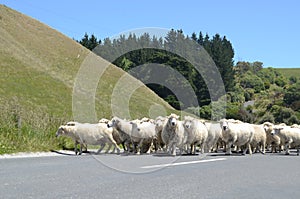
[77, 30, 300, 124]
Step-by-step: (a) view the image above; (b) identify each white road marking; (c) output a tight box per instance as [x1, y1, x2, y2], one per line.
[0, 150, 75, 159]
[141, 158, 226, 169]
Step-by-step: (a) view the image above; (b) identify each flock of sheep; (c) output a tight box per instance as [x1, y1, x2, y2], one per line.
[55, 114, 300, 156]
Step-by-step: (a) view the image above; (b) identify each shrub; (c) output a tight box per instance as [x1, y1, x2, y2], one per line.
[240, 72, 264, 93]
[258, 112, 275, 124]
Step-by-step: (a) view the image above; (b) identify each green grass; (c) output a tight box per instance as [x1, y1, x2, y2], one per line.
[0, 5, 174, 154]
[276, 68, 300, 79]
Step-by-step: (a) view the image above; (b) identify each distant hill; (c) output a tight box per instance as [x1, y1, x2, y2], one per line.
[0, 5, 174, 154]
[276, 68, 300, 79]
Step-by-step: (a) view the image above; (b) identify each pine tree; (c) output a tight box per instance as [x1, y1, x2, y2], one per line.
[191, 32, 197, 41]
[197, 31, 204, 46]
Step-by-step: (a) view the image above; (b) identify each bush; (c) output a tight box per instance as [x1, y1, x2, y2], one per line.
[199, 105, 211, 120]
[258, 112, 275, 124]
[275, 77, 287, 87]
[240, 72, 264, 93]
[289, 76, 297, 84]
[270, 105, 295, 123]
[283, 82, 300, 109]
[244, 88, 255, 101]
[226, 103, 240, 120]
[287, 115, 300, 125]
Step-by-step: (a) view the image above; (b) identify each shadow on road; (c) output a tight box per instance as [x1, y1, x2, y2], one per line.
[50, 150, 78, 156]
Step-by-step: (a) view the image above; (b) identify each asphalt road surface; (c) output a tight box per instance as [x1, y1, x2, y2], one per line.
[1, 151, 300, 199]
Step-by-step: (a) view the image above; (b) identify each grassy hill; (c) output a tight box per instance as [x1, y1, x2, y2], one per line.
[0, 5, 174, 154]
[276, 68, 300, 79]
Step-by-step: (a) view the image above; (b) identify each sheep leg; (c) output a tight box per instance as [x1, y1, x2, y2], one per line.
[78, 143, 83, 155]
[167, 145, 171, 154]
[136, 139, 143, 155]
[105, 143, 113, 153]
[200, 143, 205, 154]
[145, 146, 152, 154]
[178, 146, 184, 155]
[171, 143, 176, 156]
[261, 142, 266, 154]
[189, 144, 193, 154]
[74, 140, 78, 155]
[285, 143, 290, 155]
[225, 142, 232, 155]
[125, 142, 131, 154]
[248, 143, 252, 155]
[145, 140, 154, 154]
[167, 144, 172, 155]
[96, 144, 106, 154]
[107, 134, 121, 154]
[122, 143, 127, 152]
[110, 146, 116, 154]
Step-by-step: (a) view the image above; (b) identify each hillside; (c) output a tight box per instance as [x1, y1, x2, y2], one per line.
[276, 68, 300, 79]
[0, 5, 174, 154]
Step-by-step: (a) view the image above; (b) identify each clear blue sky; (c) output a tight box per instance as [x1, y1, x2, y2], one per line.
[2, 0, 300, 68]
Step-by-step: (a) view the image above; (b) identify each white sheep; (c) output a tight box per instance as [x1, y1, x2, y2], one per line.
[263, 122, 282, 153]
[271, 125, 300, 155]
[250, 124, 267, 154]
[107, 117, 132, 153]
[291, 124, 300, 128]
[98, 118, 122, 153]
[153, 116, 167, 152]
[183, 116, 208, 154]
[162, 113, 187, 156]
[203, 121, 222, 152]
[220, 119, 254, 155]
[56, 122, 121, 155]
[140, 117, 155, 123]
[130, 121, 156, 154]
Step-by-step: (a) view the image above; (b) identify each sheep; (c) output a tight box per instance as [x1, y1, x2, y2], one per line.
[130, 121, 156, 154]
[203, 121, 222, 152]
[220, 119, 254, 155]
[263, 122, 282, 153]
[140, 117, 155, 123]
[250, 124, 267, 154]
[270, 125, 300, 155]
[161, 113, 187, 156]
[226, 119, 243, 124]
[98, 118, 122, 153]
[183, 116, 208, 154]
[153, 116, 167, 152]
[291, 124, 300, 128]
[56, 122, 121, 155]
[107, 117, 132, 153]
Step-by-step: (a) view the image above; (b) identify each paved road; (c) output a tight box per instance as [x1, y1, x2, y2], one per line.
[1, 151, 300, 199]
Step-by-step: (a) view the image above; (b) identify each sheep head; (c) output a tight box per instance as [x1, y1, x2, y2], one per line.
[262, 122, 274, 133]
[270, 126, 284, 136]
[56, 126, 66, 137]
[183, 116, 194, 129]
[168, 114, 179, 128]
[220, 119, 229, 131]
